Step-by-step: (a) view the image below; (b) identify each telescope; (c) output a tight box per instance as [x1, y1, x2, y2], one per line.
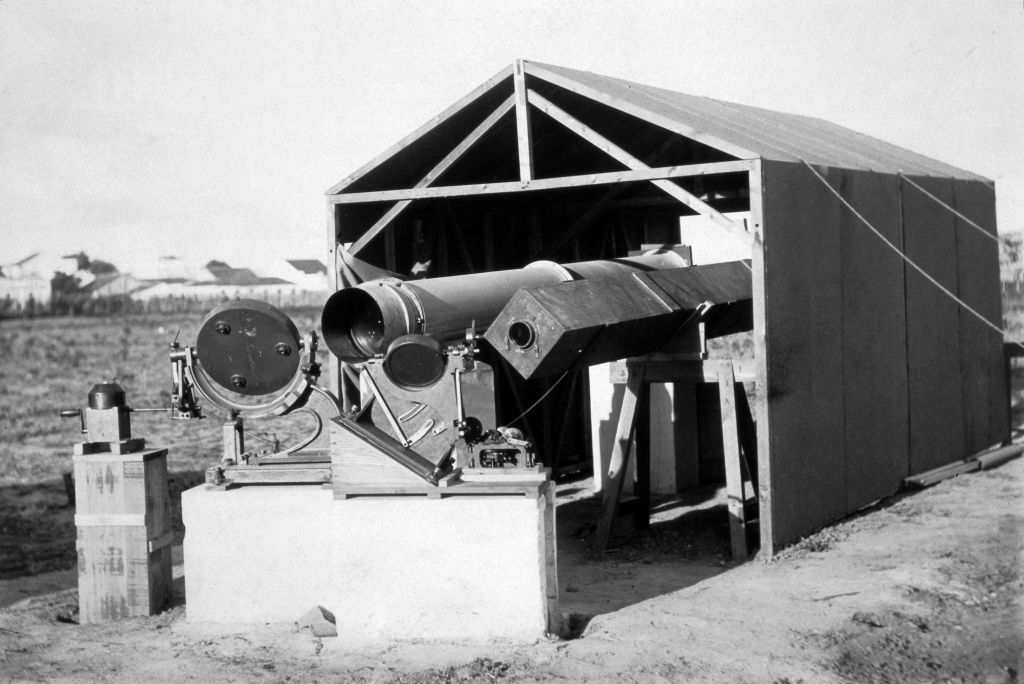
[166, 249, 751, 493]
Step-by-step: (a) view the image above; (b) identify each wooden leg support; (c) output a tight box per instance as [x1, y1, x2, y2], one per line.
[595, 367, 644, 551]
[716, 363, 749, 561]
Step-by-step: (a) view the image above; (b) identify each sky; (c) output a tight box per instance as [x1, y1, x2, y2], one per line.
[1, 0, 1022, 272]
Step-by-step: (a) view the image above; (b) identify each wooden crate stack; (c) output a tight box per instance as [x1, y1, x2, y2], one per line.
[70, 383, 173, 623]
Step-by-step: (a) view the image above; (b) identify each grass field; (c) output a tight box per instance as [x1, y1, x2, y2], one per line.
[0, 309, 327, 576]
[0, 309, 328, 484]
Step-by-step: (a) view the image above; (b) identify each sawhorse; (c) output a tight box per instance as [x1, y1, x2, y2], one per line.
[595, 358, 758, 560]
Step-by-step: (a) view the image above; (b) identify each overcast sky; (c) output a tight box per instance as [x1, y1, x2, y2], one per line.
[1, 0, 1022, 271]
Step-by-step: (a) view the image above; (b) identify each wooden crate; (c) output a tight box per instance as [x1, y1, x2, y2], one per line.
[73, 448, 173, 623]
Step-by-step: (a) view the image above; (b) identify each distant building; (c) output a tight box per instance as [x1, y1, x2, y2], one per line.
[2, 253, 80, 280]
[132, 256, 208, 282]
[131, 261, 306, 302]
[82, 273, 145, 298]
[268, 259, 329, 291]
[0, 273, 50, 306]
[0, 252, 87, 306]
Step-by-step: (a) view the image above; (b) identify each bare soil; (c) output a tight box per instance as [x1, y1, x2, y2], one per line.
[1, 457, 1021, 683]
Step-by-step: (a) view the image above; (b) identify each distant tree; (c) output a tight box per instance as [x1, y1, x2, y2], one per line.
[1001, 234, 1023, 264]
[51, 271, 81, 296]
[63, 251, 118, 275]
[88, 259, 118, 275]
[50, 271, 86, 316]
[0, 295, 14, 320]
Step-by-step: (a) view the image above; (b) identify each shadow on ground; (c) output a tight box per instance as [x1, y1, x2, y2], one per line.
[553, 476, 738, 636]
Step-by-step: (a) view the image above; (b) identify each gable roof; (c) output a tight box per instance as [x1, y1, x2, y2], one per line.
[527, 62, 981, 180]
[328, 60, 984, 196]
[286, 259, 327, 275]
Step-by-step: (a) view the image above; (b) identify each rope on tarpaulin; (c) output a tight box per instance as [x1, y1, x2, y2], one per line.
[799, 159, 1024, 354]
[897, 172, 1008, 246]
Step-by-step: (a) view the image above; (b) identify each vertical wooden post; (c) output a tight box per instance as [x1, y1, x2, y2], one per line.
[326, 199, 342, 397]
[595, 366, 644, 551]
[1004, 343, 1016, 446]
[717, 362, 748, 560]
[748, 158, 773, 556]
[675, 379, 700, 490]
[633, 381, 651, 532]
[513, 59, 534, 182]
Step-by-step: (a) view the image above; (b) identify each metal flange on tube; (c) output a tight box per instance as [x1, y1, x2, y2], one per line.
[320, 251, 689, 364]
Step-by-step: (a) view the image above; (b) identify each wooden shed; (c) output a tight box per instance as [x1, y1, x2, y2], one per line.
[324, 60, 1006, 555]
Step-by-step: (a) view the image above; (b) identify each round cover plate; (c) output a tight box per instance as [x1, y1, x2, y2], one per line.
[195, 299, 301, 397]
[383, 334, 446, 389]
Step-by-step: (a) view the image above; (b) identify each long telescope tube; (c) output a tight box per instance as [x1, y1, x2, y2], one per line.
[322, 252, 688, 362]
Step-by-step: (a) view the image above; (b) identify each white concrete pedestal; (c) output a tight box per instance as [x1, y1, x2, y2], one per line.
[182, 484, 558, 640]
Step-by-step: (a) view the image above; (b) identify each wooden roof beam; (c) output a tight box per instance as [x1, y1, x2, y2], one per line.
[329, 159, 754, 205]
[527, 89, 754, 247]
[347, 95, 516, 256]
[514, 59, 534, 182]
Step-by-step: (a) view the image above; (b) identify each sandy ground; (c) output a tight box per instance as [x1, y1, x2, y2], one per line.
[1, 455, 1021, 683]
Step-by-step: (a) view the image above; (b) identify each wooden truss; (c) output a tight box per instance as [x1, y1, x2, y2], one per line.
[329, 59, 759, 257]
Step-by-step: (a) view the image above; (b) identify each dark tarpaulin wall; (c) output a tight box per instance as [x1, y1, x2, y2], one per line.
[760, 160, 1005, 550]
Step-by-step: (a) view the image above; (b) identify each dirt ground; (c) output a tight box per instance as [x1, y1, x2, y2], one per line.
[1, 454, 1021, 683]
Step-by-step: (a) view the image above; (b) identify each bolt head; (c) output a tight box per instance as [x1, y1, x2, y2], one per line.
[215, 321, 231, 335]
[230, 374, 247, 388]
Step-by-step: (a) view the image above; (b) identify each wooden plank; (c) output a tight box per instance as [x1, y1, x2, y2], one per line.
[348, 96, 516, 256]
[901, 175, 965, 473]
[326, 64, 514, 195]
[633, 382, 651, 531]
[953, 179, 1008, 455]
[760, 160, 847, 548]
[513, 59, 534, 182]
[674, 380, 700, 491]
[628, 359, 734, 384]
[717, 363, 748, 560]
[838, 171, 909, 507]
[747, 160, 774, 555]
[329, 160, 757, 204]
[326, 200, 342, 397]
[735, 382, 758, 492]
[642, 259, 752, 308]
[595, 367, 644, 551]
[527, 89, 753, 247]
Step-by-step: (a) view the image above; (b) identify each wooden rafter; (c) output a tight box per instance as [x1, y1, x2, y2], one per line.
[527, 89, 753, 246]
[348, 95, 515, 256]
[513, 59, 534, 182]
[330, 159, 754, 205]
